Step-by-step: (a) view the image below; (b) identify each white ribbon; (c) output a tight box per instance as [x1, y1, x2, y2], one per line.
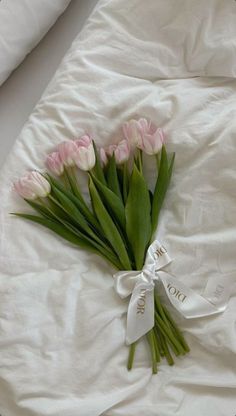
[114, 240, 231, 345]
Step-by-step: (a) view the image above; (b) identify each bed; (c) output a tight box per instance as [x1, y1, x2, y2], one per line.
[0, 0, 236, 415]
[0, 0, 72, 86]
[0, 0, 98, 167]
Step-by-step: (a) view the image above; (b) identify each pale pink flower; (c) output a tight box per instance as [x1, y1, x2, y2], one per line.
[113, 139, 130, 165]
[138, 124, 165, 155]
[100, 148, 108, 167]
[122, 119, 147, 148]
[106, 144, 117, 157]
[100, 140, 130, 166]
[58, 140, 79, 167]
[75, 134, 91, 148]
[14, 171, 51, 200]
[46, 152, 64, 176]
[74, 135, 96, 171]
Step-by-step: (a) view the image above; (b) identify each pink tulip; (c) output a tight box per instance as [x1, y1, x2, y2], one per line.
[74, 135, 96, 171]
[14, 171, 51, 200]
[106, 144, 117, 157]
[46, 152, 64, 176]
[123, 119, 147, 148]
[58, 140, 79, 167]
[100, 148, 108, 167]
[113, 139, 130, 165]
[75, 134, 91, 148]
[138, 124, 165, 155]
[100, 140, 130, 166]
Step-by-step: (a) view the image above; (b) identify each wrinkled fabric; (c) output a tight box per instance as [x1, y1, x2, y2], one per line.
[0, 0, 236, 415]
[0, 0, 71, 85]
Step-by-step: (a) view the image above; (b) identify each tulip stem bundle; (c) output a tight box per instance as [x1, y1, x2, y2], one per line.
[13, 118, 189, 373]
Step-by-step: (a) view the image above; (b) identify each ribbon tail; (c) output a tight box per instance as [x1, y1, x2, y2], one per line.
[158, 272, 228, 319]
[126, 281, 155, 345]
[202, 273, 235, 310]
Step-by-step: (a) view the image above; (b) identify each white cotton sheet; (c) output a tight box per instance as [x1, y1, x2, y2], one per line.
[0, 0, 236, 415]
[0, 0, 71, 86]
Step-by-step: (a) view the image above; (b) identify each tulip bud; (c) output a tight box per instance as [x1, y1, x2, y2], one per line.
[100, 140, 130, 166]
[138, 125, 165, 155]
[46, 152, 64, 176]
[75, 134, 91, 147]
[74, 135, 96, 171]
[58, 140, 79, 167]
[114, 139, 130, 165]
[106, 144, 117, 157]
[14, 171, 51, 200]
[123, 119, 148, 149]
[100, 148, 108, 167]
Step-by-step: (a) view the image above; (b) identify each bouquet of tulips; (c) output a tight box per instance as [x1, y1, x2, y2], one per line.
[13, 118, 189, 373]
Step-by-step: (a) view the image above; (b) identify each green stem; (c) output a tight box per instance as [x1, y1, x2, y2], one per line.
[122, 162, 129, 203]
[63, 167, 74, 194]
[156, 153, 160, 171]
[154, 327, 165, 357]
[152, 329, 161, 362]
[136, 149, 143, 174]
[162, 305, 190, 353]
[61, 171, 70, 189]
[154, 292, 170, 329]
[127, 343, 136, 370]
[106, 155, 123, 201]
[92, 140, 107, 185]
[147, 329, 158, 374]
[158, 330, 174, 366]
[155, 312, 185, 355]
[65, 166, 84, 201]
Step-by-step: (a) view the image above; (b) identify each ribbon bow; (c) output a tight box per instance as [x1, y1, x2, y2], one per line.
[114, 240, 230, 345]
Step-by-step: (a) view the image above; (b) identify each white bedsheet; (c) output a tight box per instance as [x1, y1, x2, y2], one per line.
[0, 0, 98, 168]
[0, 1, 236, 415]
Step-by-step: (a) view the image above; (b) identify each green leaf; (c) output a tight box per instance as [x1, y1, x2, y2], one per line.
[11, 213, 122, 269]
[64, 166, 83, 201]
[24, 199, 55, 220]
[122, 162, 129, 203]
[92, 141, 106, 185]
[49, 187, 91, 231]
[11, 213, 91, 249]
[62, 219, 122, 269]
[149, 190, 153, 206]
[151, 146, 174, 233]
[91, 174, 126, 230]
[48, 188, 112, 252]
[135, 148, 143, 173]
[46, 174, 102, 233]
[106, 155, 122, 200]
[125, 164, 152, 270]
[168, 152, 175, 179]
[89, 177, 132, 270]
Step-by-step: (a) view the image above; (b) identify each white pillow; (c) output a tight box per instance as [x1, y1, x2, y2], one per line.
[0, 0, 71, 86]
